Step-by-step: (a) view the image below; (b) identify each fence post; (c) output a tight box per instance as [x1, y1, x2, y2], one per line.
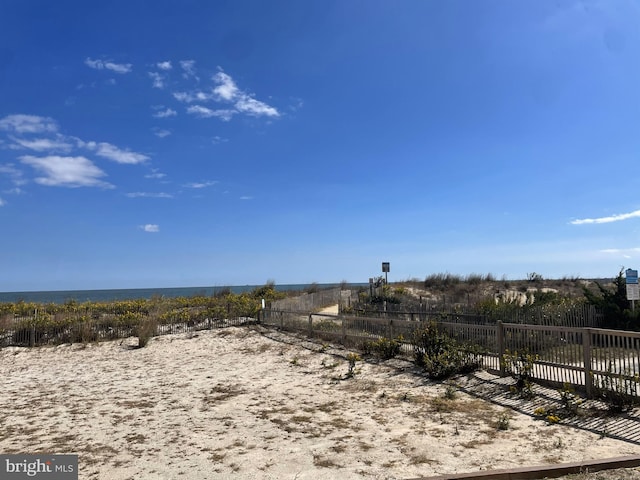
[583, 328, 593, 398]
[30, 325, 36, 347]
[497, 321, 505, 375]
[342, 316, 346, 344]
[388, 319, 394, 339]
[280, 311, 283, 329]
[308, 314, 313, 337]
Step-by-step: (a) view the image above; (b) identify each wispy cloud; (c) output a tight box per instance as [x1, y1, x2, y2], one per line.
[0, 163, 28, 186]
[152, 128, 171, 138]
[157, 61, 172, 71]
[83, 141, 149, 164]
[140, 224, 159, 233]
[240, 196, 253, 200]
[173, 69, 279, 120]
[19, 155, 112, 188]
[9, 135, 73, 153]
[180, 60, 197, 80]
[85, 57, 132, 74]
[0, 197, 5, 206]
[571, 209, 640, 225]
[126, 192, 173, 198]
[148, 72, 166, 89]
[0, 114, 58, 134]
[186, 105, 235, 121]
[152, 106, 177, 118]
[183, 181, 218, 189]
[212, 136, 228, 144]
[144, 169, 166, 179]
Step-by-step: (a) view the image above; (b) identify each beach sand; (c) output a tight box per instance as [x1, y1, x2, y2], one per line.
[1, 326, 639, 479]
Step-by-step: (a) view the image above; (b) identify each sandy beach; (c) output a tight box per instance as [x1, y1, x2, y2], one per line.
[1, 325, 639, 479]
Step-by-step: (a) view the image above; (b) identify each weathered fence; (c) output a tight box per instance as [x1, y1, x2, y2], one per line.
[270, 288, 351, 312]
[354, 304, 602, 328]
[0, 315, 256, 348]
[263, 309, 640, 399]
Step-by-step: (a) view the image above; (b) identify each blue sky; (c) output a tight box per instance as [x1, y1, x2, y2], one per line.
[1, 0, 640, 291]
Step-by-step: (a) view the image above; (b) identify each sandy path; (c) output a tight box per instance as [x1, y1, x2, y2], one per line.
[1, 326, 639, 479]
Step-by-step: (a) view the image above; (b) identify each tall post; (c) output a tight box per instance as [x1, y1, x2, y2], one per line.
[497, 321, 505, 375]
[308, 314, 313, 337]
[583, 328, 593, 398]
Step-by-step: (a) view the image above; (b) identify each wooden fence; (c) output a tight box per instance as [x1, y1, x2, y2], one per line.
[353, 303, 603, 328]
[0, 315, 256, 348]
[263, 309, 640, 399]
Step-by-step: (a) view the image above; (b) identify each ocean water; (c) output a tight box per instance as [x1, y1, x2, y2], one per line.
[0, 283, 363, 304]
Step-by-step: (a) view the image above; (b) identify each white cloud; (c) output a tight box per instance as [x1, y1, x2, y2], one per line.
[126, 192, 173, 198]
[186, 105, 235, 121]
[0, 114, 58, 134]
[85, 57, 132, 74]
[0, 197, 5, 206]
[152, 129, 171, 138]
[172, 91, 215, 103]
[148, 72, 165, 89]
[20, 155, 112, 188]
[240, 196, 253, 200]
[157, 61, 172, 70]
[175, 70, 280, 120]
[144, 170, 166, 179]
[180, 60, 197, 79]
[212, 136, 228, 144]
[213, 72, 239, 101]
[4, 187, 24, 195]
[89, 142, 149, 164]
[9, 135, 73, 153]
[571, 209, 640, 225]
[152, 107, 177, 118]
[235, 96, 279, 117]
[184, 181, 218, 189]
[140, 224, 159, 233]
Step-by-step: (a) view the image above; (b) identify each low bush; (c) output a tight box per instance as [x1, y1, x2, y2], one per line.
[411, 322, 484, 379]
[363, 336, 403, 360]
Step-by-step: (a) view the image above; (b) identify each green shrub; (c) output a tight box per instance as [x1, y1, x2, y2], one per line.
[363, 336, 403, 360]
[411, 322, 484, 379]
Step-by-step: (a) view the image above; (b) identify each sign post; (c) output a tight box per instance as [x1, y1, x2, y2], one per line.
[626, 268, 639, 312]
[382, 262, 390, 284]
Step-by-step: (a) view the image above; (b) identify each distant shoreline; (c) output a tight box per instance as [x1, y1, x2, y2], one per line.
[0, 283, 367, 305]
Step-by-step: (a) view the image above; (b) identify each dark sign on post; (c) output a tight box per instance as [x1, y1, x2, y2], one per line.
[382, 262, 390, 284]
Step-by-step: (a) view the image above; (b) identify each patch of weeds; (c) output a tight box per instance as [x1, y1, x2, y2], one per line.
[320, 358, 340, 369]
[594, 369, 640, 413]
[534, 383, 584, 424]
[502, 349, 537, 399]
[444, 384, 458, 400]
[345, 352, 361, 378]
[495, 412, 510, 431]
[290, 356, 299, 366]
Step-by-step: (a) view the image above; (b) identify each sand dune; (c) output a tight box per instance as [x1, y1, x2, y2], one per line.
[1, 326, 639, 479]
